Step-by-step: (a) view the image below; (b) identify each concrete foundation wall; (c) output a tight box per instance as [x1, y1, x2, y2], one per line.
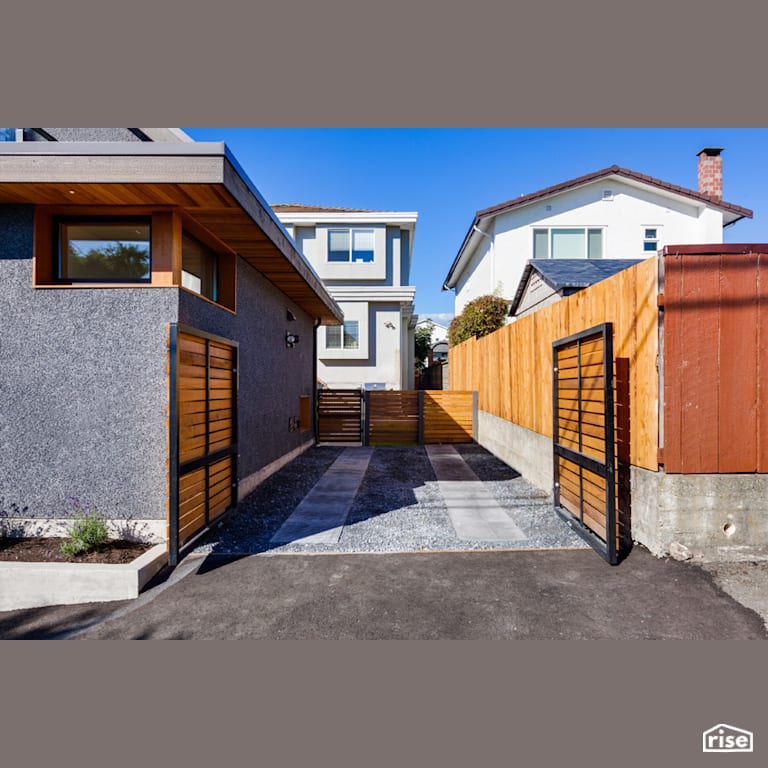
[178, 258, 317, 480]
[476, 408, 768, 563]
[0, 205, 176, 522]
[631, 468, 768, 562]
[476, 410, 553, 493]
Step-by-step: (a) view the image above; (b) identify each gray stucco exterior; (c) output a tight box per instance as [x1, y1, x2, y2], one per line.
[178, 258, 317, 481]
[1, 206, 320, 527]
[1, 205, 175, 521]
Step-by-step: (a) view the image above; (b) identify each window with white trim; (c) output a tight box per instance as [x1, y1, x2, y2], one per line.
[328, 228, 375, 263]
[326, 321, 360, 350]
[533, 227, 603, 259]
[643, 228, 659, 253]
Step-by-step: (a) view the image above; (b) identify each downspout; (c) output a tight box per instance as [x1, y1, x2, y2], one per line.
[313, 317, 321, 444]
[472, 224, 495, 294]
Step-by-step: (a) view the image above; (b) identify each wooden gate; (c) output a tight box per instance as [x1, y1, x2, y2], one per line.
[169, 325, 238, 565]
[317, 389, 363, 443]
[552, 323, 620, 564]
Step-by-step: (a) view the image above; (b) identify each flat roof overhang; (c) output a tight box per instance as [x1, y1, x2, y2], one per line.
[0, 142, 343, 324]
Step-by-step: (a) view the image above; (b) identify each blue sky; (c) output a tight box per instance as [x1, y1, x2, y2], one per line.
[184, 128, 768, 323]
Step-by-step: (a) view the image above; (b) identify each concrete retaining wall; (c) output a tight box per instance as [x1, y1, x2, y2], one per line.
[475, 408, 768, 563]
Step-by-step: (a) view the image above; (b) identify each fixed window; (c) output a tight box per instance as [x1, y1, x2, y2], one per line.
[328, 229, 375, 263]
[56, 218, 151, 282]
[643, 228, 659, 252]
[533, 227, 603, 259]
[182, 232, 218, 302]
[326, 321, 360, 350]
[0, 128, 18, 141]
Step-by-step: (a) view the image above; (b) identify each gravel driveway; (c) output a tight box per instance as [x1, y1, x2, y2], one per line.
[192, 444, 589, 555]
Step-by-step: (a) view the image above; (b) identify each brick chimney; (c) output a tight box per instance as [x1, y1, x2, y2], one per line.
[697, 147, 724, 200]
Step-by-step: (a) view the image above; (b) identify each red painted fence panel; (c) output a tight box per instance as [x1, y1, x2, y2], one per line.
[662, 245, 768, 473]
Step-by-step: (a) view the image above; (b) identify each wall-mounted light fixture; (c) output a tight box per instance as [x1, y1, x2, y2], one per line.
[286, 332, 300, 348]
[384, 321, 396, 329]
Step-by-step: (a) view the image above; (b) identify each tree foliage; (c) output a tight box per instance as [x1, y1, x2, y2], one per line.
[448, 294, 509, 346]
[414, 321, 435, 370]
[67, 242, 150, 280]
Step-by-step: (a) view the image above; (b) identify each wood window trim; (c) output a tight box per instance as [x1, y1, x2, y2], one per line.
[33, 205, 237, 313]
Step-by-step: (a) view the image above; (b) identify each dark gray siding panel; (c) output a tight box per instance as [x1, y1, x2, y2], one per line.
[178, 259, 316, 480]
[0, 205, 177, 520]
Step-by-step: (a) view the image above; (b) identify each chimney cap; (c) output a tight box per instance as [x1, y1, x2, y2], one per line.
[697, 147, 724, 157]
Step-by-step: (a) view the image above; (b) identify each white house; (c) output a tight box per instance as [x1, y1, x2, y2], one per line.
[442, 148, 753, 314]
[273, 205, 418, 390]
[415, 317, 449, 344]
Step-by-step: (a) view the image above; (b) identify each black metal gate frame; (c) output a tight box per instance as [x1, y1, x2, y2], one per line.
[552, 322, 618, 564]
[168, 323, 239, 567]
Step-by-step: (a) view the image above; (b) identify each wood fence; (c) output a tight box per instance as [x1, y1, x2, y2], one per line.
[661, 245, 768, 473]
[450, 257, 659, 470]
[364, 390, 476, 446]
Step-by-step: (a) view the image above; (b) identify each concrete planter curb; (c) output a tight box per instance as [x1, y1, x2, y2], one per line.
[0, 543, 168, 611]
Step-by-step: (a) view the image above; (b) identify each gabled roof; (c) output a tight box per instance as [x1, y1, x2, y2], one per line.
[443, 164, 753, 290]
[509, 259, 643, 316]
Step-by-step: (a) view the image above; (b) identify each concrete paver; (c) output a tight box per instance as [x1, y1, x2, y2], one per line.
[428, 445, 527, 541]
[270, 447, 373, 544]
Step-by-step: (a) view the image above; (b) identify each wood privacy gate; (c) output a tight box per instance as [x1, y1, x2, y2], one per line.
[553, 323, 622, 564]
[168, 325, 238, 566]
[317, 389, 476, 445]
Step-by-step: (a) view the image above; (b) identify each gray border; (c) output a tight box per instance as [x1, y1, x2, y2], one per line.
[4, 2, 768, 768]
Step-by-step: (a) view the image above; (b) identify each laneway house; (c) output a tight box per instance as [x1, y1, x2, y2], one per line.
[0, 128, 343, 558]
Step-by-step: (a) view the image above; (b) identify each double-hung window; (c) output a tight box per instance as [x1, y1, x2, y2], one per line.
[328, 228, 375, 263]
[326, 321, 360, 350]
[533, 227, 603, 260]
[56, 218, 151, 282]
[643, 228, 659, 253]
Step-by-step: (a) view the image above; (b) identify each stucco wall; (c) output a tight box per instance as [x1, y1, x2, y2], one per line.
[0, 205, 176, 521]
[178, 258, 317, 481]
[318, 303, 405, 389]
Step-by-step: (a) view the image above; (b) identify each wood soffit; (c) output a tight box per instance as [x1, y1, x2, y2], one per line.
[0, 154, 343, 324]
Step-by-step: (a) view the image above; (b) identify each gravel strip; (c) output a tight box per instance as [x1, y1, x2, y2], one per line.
[192, 444, 588, 555]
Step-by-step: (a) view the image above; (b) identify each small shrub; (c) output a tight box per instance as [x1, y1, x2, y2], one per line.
[60, 497, 110, 557]
[448, 294, 509, 346]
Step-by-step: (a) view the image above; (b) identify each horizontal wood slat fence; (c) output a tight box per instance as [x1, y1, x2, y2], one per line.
[450, 256, 659, 471]
[317, 390, 476, 446]
[169, 325, 238, 566]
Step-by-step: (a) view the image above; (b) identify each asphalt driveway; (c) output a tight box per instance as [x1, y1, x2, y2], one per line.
[1, 444, 766, 639]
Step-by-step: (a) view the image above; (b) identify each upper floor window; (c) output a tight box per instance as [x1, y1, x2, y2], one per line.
[328, 228, 375, 263]
[56, 218, 151, 282]
[0, 128, 18, 141]
[326, 321, 360, 350]
[533, 227, 603, 260]
[643, 228, 659, 252]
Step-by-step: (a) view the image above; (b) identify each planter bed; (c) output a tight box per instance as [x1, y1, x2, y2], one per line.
[0, 540, 168, 611]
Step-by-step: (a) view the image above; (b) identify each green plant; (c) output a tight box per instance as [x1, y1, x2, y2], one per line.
[59, 497, 110, 557]
[448, 294, 509, 346]
[414, 321, 435, 371]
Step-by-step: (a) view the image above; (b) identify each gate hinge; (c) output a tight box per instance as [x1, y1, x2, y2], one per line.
[656, 292, 664, 308]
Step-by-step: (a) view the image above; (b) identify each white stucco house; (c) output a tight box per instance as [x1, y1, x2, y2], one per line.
[442, 148, 753, 314]
[415, 317, 449, 344]
[273, 205, 418, 390]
